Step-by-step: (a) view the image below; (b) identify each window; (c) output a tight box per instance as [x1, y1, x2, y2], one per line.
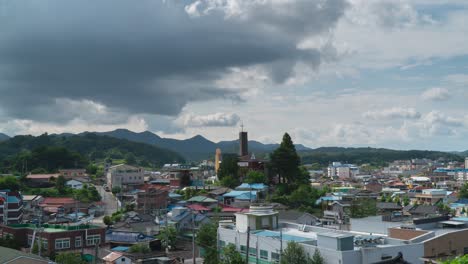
[260, 250, 268, 260]
[464, 247, 468, 254]
[55, 238, 70, 250]
[249, 247, 256, 256]
[86, 235, 100, 246]
[240, 245, 246, 253]
[271, 252, 280, 262]
[219, 240, 226, 247]
[75, 236, 82, 247]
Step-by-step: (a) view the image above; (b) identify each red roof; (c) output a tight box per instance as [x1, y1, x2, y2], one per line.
[218, 203, 249, 213]
[40, 197, 76, 205]
[27, 174, 60, 180]
[187, 204, 211, 211]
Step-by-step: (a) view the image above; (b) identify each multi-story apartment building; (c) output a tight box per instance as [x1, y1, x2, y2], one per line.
[328, 162, 359, 179]
[107, 164, 144, 189]
[136, 185, 169, 212]
[0, 191, 23, 225]
[415, 189, 447, 205]
[0, 223, 105, 256]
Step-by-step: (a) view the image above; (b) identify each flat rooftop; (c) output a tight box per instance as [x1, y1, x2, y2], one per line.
[254, 228, 317, 242]
[7, 223, 102, 232]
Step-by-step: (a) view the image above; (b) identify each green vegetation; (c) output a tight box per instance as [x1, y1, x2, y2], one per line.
[129, 244, 150, 253]
[103, 215, 112, 226]
[281, 241, 323, 264]
[350, 198, 377, 218]
[271, 133, 301, 185]
[217, 154, 240, 188]
[221, 244, 243, 264]
[111, 186, 122, 195]
[0, 133, 185, 174]
[196, 222, 218, 264]
[459, 183, 468, 199]
[244, 171, 267, 184]
[301, 147, 463, 166]
[174, 188, 207, 200]
[55, 252, 86, 264]
[157, 226, 177, 250]
[442, 254, 468, 264]
[0, 234, 21, 250]
[24, 183, 101, 203]
[0, 176, 20, 191]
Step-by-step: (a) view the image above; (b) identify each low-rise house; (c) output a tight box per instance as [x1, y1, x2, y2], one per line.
[0, 246, 49, 263]
[222, 191, 257, 205]
[65, 179, 84, 190]
[25, 173, 59, 187]
[103, 251, 131, 264]
[106, 230, 160, 250]
[39, 197, 78, 216]
[0, 223, 105, 257]
[377, 202, 402, 214]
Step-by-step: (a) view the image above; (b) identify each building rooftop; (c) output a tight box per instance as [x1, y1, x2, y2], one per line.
[7, 223, 102, 232]
[0, 246, 48, 263]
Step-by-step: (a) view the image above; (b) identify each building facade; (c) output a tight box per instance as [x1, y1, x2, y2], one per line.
[0, 191, 23, 225]
[0, 223, 105, 256]
[107, 164, 144, 189]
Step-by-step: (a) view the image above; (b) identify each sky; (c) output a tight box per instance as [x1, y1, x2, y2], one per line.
[0, 0, 468, 151]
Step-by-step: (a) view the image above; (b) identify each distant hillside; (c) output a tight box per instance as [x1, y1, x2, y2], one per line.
[300, 147, 463, 166]
[82, 129, 311, 161]
[0, 133, 185, 173]
[0, 133, 9, 142]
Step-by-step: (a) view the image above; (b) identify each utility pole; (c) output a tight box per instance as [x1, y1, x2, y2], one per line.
[245, 226, 250, 264]
[192, 210, 196, 264]
[279, 228, 283, 263]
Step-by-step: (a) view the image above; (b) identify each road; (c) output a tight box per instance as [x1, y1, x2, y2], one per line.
[92, 185, 119, 225]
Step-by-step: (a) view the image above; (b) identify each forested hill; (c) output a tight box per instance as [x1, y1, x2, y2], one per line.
[0, 133, 9, 142]
[0, 133, 185, 174]
[300, 147, 463, 166]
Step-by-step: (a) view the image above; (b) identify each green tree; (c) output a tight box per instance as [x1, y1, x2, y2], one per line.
[280, 241, 312, 264]
[196, 222, 218, 264]
[0, 176, 20, 191]
[311, 249, 324, 264]
[217, 154, 239, 180]
[129, 244, 150, 253]
[220, 175, 240, 188]
[103, 215, 113, 226]
[271, 133, 301, 186]
[459, 183, 468, 199]
[55, 252, 86, 264]
[124, 153, 137, 165]
[443, 254, 468, 264]
[157, 226, 177, 250]
[55, 175, 67, 194]
[112, 186, 121, 195]
[244, 171, 267, 184]
[403, 196, 410, 206]
[221, 244, 243, 264]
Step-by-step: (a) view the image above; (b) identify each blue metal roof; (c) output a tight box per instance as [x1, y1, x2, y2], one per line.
[111, 246, 129, 252]
[235, 192, 257, 201]
[223, 191, 257, 198]
[169, 193, 183, 198]
[106, 231, 155, 243]
[236, 183, 267, 190]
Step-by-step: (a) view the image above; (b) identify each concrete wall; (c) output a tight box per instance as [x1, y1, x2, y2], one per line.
[423, 229, 468, 258]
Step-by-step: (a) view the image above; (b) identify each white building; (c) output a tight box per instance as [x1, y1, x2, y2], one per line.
[328, 162, 359, 179]
[65, 179, 84, 190]
[218, 205, 433, 264]
[107, 164, 144, 188]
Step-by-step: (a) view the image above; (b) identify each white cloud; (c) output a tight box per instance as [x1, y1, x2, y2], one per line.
[181, 113, 241, 127]
[363, 107, 421, 120]
[422, 87, 450, 101]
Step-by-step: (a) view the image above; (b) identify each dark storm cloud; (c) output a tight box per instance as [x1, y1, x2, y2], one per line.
[0, 0, 348, 123]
